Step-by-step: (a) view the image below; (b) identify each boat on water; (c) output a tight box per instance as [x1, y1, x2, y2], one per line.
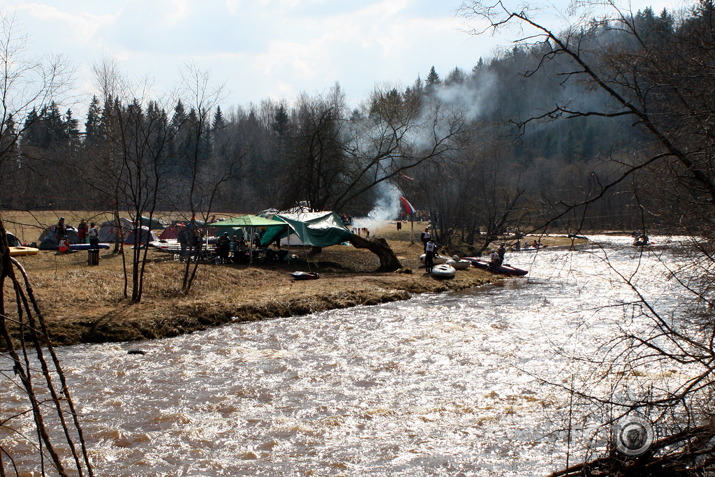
[463, 257, 528, 276]
[568, 233, 589, 240]
[291, 271, 320, 280]
[9, 246, 40, 257]
[431, 263, 456, 278]
[632, 232, 651, 246]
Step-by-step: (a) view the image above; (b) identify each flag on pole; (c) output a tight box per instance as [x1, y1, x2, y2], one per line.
[399, 196, 416, 215]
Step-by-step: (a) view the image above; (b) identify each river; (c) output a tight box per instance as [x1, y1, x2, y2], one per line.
[2, 235, 699, 476]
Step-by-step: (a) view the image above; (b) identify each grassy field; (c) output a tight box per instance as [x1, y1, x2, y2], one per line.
[2, 210, 584, 348]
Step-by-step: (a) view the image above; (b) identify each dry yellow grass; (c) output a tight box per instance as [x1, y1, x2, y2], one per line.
[2, 212, 583, 347]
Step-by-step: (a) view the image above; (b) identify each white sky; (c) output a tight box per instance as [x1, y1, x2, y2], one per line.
[1, 0, 679, 117]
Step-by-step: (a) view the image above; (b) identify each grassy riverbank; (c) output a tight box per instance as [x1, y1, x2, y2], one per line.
[3, 212, 583, 347]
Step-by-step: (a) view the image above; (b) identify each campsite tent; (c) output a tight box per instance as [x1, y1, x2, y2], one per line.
[98, 218, 132, 243]
[159, 225, 181, 240]
[259, 211, 352, 247]
[159, 219, 209, 240]
[140, 215, 165, 230]
[125, 227, 159, 244]
[98, 217, 158, 244]
[38, 226, 80, 250]
[7, 232, 21, 247]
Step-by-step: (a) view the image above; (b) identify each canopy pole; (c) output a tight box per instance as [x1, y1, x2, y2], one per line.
[249, 227, 253, 265]
[410, 214, 414, 244]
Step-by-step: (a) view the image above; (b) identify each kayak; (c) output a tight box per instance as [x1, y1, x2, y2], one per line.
[291, 271, 320, 280]
[463, 257, 528, 276]
[69, 243, 110, 250]
[431, 264, 456, 278]
[9, 246, 40, 256]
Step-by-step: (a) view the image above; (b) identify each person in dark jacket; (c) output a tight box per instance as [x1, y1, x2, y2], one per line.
[217, 232, 231, 264]
[497, 243, 506, 267]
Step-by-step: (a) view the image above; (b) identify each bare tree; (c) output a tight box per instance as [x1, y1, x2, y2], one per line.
[173, 64, 241, 293]
[89, 61, 174, 303]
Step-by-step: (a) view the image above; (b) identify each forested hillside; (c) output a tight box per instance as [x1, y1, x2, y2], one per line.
[0, 4, 702, 244]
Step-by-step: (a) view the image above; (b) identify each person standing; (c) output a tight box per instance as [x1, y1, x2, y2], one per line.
[77, 219, 88, 243]
[177, 225, 189, 260]
[497, 243, 506, 267]
[55, 217, 66, 238]
[216, 232, 231, 264]
[420, 227, 432, 250]
[88, 222, 99, 249]
[424, 238, 437, 274]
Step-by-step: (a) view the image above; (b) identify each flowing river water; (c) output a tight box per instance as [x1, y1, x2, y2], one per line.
[2, 235, 698, 476]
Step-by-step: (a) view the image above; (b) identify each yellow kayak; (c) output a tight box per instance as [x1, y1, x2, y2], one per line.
[9, 246, 40, 256]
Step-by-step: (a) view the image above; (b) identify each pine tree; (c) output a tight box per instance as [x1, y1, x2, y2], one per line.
[85, 96, 103, 141]
[212, 105, 225, 131]
[426, 66, 441, 86]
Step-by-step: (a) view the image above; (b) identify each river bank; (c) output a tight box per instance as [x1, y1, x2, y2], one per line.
[6, 242, 495, 347]
[3, 214, 583, 347]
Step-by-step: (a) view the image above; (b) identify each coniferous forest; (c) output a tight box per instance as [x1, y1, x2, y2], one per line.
[0, 3, 710, 247]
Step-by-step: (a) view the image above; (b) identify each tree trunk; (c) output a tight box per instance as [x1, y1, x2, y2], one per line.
[347, 233, 402, 271]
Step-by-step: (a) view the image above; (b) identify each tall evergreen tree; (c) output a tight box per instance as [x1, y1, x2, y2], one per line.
[426, 66, 441, 86]
[85, 96, 103, 142]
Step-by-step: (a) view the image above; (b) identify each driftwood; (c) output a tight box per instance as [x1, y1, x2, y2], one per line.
[0, 219, 94, 476]
[346, 233, 402, 271]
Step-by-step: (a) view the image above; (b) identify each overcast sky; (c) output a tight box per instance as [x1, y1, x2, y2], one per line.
[1, 0, 679, 116]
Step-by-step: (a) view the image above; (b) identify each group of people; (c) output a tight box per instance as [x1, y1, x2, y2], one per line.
[421, 224, 512, 273]
[215, 233, 251, 264]
[55, 217, 100, 253]
[214, 232, 287, 264]
[489, 243, 507, 269]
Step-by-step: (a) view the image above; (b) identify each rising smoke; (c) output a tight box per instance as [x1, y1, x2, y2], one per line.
[351, 181, 403, 232]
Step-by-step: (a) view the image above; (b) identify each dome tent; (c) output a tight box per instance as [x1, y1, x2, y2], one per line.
[98, 217, 158, 244]
[38, 226, 80, 250]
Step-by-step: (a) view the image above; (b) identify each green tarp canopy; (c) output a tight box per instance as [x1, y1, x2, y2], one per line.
[260, 211, 353, 248]
[211, 214, 288, 229]
[210, 214, 288, 240]
[209, 214, 289, 264]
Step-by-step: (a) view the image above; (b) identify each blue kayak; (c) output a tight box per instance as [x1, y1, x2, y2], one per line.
[69, 243, 110, 250]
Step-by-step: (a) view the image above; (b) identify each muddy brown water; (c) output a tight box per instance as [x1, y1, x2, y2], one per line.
[1, 236, 697, 476]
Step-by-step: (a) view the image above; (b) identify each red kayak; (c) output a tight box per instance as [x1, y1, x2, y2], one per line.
[462, 257, 528, 276]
